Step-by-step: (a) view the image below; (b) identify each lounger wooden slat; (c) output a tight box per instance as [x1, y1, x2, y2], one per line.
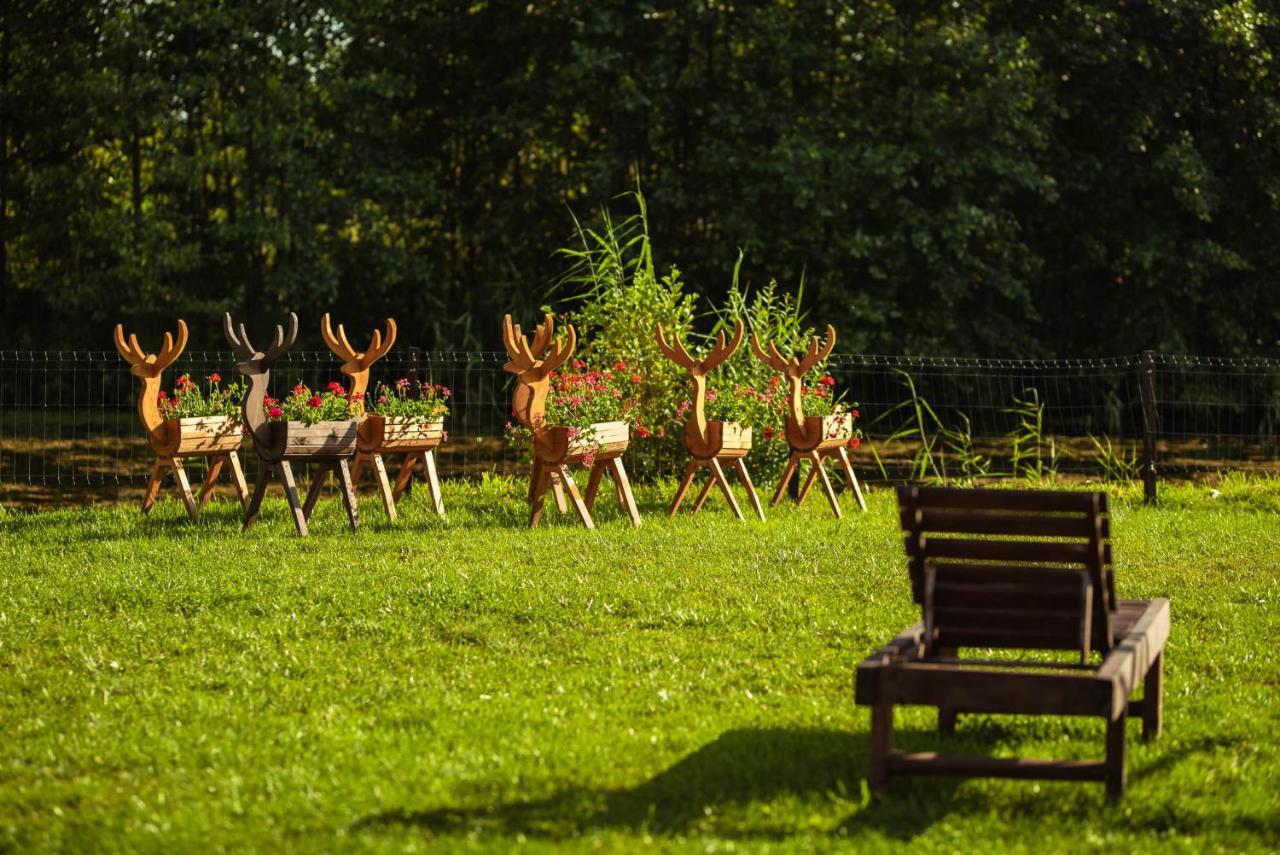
[856, 486, 1169, 801]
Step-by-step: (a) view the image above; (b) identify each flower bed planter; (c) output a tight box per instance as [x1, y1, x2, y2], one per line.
[360, 416, 445, 453]
[266, 419, 361, 458]
[786, 412, 855, 453]
[160, 414, 245, 456]
[539, 420, 630, 465]
[114, 318, 250, 519]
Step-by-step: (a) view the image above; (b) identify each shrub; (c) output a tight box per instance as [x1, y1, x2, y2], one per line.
[368, 379, 451, 421]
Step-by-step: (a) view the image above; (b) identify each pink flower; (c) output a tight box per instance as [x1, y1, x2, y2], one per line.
[630, 374, 642, 384]
[572, 359, 586, 370]
[208, 372, 222, 384]
[396, 377, 410, 389]
[308, 395, 323, 408]
[350, 391, 363, 402]
[657, 426, 665, 437]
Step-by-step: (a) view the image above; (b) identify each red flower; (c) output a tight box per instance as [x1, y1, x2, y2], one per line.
[657, 426, 665, 437]
[636, 427, 652, 438]
[630, 374, 643, 384]
[851, 409, 860, 420]
[614, 361, 627, 371]
[847, 436, 862, 450]
[308, 395, 323, 408]
[395, 377, 410, 389]
[268, 406, 284, 419]
[350, 391, 363, 403]
[208, 372, 222, 384]
[327, 381, 346, 395]
[819, 375, 836, 387]
[763, 427, 774, 440]
[157, 390, 168, 401]
[293, 384, 306, 396]
[572, 359, 586, 370]
[441, 430, 449, 442]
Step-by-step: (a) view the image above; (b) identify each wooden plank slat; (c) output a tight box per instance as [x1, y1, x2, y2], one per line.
[888, 752, 1106, 782]
[914, 537, 1093, 564]
[899, 507, 1106, 539]
[898, 485, 1104, 512]
[860, 662, 1112, 716]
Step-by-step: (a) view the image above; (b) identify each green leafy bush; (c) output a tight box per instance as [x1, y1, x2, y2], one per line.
[158, 373, 245, 419]
[368, 379, 451, 421]
[266, 381, 361, 425]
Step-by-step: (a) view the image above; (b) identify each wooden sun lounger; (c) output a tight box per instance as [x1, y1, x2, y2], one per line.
[855, 486, 1169, 800]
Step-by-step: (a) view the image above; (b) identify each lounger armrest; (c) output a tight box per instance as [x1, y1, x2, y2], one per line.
[855, 621, 925, 705]
[1095, 598, 1170, 720]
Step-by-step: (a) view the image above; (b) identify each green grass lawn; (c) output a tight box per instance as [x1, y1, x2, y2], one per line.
[2, 476, 1279, 852]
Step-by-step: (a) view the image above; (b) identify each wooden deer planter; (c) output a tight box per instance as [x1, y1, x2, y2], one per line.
[114, 318, 250, 518]
[655, 320, 765, 521]
[224, 312, 360, 536]
[320, 314, 443, 522]
[503, 313, 641, 529]
[750, 325, 867, 518]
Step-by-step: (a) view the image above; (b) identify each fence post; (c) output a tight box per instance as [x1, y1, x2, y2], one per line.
[1138, 350, 1159, 504]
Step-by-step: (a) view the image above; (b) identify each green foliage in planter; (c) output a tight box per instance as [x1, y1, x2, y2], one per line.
[265, 381, 361, 425]
[158, 373, 245, 419]
[367, 379, 451, 421]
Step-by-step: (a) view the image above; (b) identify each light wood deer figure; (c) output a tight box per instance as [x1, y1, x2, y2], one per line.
[655, 319, 765, 521]
[114, 318, 250, 518]
[225, 311, 360, 536]
[750, 325, 867, 518]
[503, 313, 640, 529]
[319, 313, 432, 521]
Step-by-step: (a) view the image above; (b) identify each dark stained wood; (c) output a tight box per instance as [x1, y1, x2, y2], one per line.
[856, 486, 1169, 801]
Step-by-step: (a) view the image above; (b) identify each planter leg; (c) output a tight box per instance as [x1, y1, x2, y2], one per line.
[584, 463, 606, 511]
[278, 461, 309, 537]
[691, 472, 717, 514]
[142, 457, 166, 515]
[336, 458, 360, 531]
[198, 456, 225, 510]
[423, 450, 445, 516]
[609, 457, 641, 527]
[171, 458, 198, 520]
[243, 462, 271, 532]
[371, 453, 397, 522]
[837, 446, 867, 512]
[771, 454, 799, 508]
[797, 458, 821, 505]
[733, 458, 766, 522]
[709, 457, 744, 521]
[668, 461, 700, 517]
[350, 452, 367, 485]
[811, 450, 842, 519]
[557, 466, 594, 530]
[393, 452, 420, 502]
[527, 457, 543, 503]
[302, 462, 330, 521]
[227, 451, 250, 510]
[529, 463, 552, 528]
[551, 473, 569, 514]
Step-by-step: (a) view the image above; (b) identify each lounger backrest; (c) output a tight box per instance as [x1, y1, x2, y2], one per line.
[897, 486, 1117, 657]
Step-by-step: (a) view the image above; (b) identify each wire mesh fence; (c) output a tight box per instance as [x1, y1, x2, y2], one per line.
[2, 349, 1278, 507]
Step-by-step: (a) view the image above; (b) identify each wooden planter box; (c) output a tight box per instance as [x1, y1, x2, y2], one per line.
[538, 420, 630, 465]
[359, 415, 445, 454]
[155, 414, 244, 456]
[715, 421, 753, 454]
[788, 412, 854, 452]
[264, 419, 360, 459]
[686, 419, 753, 459]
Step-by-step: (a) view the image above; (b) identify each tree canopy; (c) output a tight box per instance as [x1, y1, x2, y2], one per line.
[2, 1, 1278, 355]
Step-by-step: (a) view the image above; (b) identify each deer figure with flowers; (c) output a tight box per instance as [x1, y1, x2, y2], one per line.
[503, 313, 642, 529]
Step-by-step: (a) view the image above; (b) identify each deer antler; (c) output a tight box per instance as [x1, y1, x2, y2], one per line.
[750, 324, 838, 442]
[796, 325, 836, 375]
[322, 313, 397, 397]
[655, 320, 745, 450]
[113, 319, 189, 376]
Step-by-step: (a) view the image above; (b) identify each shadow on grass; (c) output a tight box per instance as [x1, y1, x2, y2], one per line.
[355, 727, 959, 842]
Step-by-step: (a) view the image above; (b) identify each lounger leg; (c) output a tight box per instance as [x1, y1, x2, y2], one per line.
[938, 708, 958, 734]
[869, 704, 893, 793]
[1105, 712, 1127, 801]
[1142, 653, 1163, 741]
